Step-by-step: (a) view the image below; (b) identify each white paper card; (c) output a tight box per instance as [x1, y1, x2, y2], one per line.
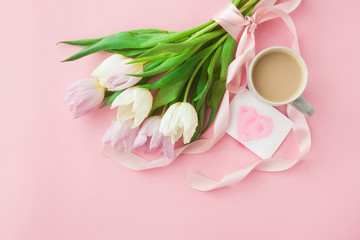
[226, 89, 294, 159]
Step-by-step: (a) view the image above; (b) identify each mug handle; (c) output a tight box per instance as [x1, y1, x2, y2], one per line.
[290, 96, 315, 116]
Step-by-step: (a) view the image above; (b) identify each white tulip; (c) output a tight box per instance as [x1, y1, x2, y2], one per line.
[92, 54, 143, 91]
[111, 87, 153, 128]
[159, 102, 198, 144]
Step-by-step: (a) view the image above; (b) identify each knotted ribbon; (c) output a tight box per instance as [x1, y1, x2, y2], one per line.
[214, 0, 301, 93]
[102, 0, 311, 191]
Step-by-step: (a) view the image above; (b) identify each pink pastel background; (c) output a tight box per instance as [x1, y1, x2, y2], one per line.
[1, 0, 359, 239]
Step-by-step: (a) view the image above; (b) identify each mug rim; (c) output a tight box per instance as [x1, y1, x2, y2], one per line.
[247, 46, 309, 106]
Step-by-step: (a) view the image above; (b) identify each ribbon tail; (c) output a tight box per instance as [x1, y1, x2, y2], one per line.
[101, 144, 176, 170]
[274, 0, 302, 14]
[256, 106, 310, 171]
[226, 50, 252, 93]
[226, 29, 256, 93]
[273, 8, 300, 52]
[186, 104, 311, 191]
[255, 7, 300, 53]
[186, 160, 263, 191]
[254, 0, 302, 14]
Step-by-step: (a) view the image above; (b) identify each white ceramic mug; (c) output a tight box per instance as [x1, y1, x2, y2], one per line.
[247, 46, 314, 116]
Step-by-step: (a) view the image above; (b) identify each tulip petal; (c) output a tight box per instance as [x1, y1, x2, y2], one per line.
[160, 103, 180, 136]
[102, 119, 138, 152]
[132, 116, 174, 159]
[117, 104, 136, 121]
[102, 120, 115, 144]
[178, 103, 198, 144]
[131, 88, 153, 128]
[162, 136, 175, 160]
[123, 127, 138, 152]
[63, 78, 105, 118]
[92, 54, 127, 88]
[149, 129, 163, 151]
[107, 59, 143, 91]
[159, 102, 198, 144]
[111, 89, 134, 108]
[133, 128, 148, 149]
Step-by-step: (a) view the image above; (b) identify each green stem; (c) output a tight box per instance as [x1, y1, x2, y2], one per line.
[233, 0, 246, 6]
[183, 35, 228, 102]
[189, 21, 218, 40]
[239, 0, 260, 12]
[179, 20, 213, 38]
[161, 104, 168, 116]
[149, 107, 162, 117]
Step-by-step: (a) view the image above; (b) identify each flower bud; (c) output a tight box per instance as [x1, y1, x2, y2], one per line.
[92, 54, 143, 91]
[160, 102, 198, 144]
[111, 87, 153, 128]
[134, 116, 174, 160]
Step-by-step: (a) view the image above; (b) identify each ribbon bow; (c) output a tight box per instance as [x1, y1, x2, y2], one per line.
[213, 0, 301, 92]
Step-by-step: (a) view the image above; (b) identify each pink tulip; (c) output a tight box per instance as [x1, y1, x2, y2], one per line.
[63, 78, 105, 118]
[102, 119, 138, 152]
[134, 116, 175, 160]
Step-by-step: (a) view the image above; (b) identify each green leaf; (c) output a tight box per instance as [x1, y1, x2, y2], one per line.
[220, 36, 237, 80]
[139, 29, 225, 58]
[152, 79, 187, 109]
[58, 29, 168, 48]
[61, 21, 213, 62]
[194, 45, 222, 111]
[189, 58, 210, 103]
[128, 53, 174, 64]
[125, 29, 172, 34]
[190, 57, 211, 104]
[57, 37, 103, 47]
[197, 58, 211, 95]
[109, 48, 150, 57]
[61, 32, 172, 62]
[140, 43, 219, 90]
[188, 43, 224, 139]
[100, 90, 123, 108]
[199, 36, 235, 131]
[203, 80, 226, 133]
[130, 46, 200, 78]
[199, 37, 233, 133]
[199, 37, 235, 132]
[190, 101, 206, 142]
[143, 59, 166, 71]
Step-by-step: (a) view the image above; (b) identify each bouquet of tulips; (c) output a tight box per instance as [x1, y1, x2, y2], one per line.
[61, 0, 260, 160]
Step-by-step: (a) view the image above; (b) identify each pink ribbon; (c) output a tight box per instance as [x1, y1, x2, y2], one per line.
[102, 0, 311, 191]
[214, 0, 301, 93]
[186, 104, 311, 191]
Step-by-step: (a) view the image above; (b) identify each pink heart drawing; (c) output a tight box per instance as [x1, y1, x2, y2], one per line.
[237, 106, 274, 142]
